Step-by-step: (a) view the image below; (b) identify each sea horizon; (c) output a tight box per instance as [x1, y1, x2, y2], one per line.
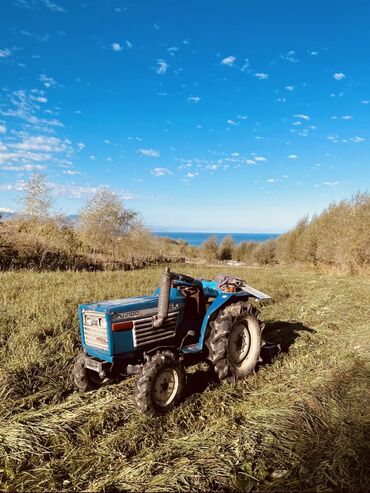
[153, 231, 280, 247]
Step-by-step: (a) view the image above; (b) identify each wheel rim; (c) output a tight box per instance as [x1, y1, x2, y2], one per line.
[228, 321, 251, 365]
[153, 368, 179, 407]
[87, 369, 104, 385]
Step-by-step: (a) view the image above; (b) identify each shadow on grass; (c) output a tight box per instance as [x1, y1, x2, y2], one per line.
[183, 320, 317, 401]
[263, 320, 317, 353]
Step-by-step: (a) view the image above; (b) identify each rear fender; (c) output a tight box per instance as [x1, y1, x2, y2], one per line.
[197, 292, 250, 350]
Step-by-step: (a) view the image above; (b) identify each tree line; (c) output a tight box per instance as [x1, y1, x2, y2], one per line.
[200, 192, 370, 274]
[1, 173, 368, 274]
[0, 173, 185, 270]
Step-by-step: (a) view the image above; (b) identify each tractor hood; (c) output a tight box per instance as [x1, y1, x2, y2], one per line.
[79, 288, 184, 316]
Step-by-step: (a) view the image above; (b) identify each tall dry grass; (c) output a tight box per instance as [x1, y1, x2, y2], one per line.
[0, 265, 369, 491]
[227, 193, 370, 274]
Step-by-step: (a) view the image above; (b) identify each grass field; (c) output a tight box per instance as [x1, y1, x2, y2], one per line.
[0, 265, 369, 492]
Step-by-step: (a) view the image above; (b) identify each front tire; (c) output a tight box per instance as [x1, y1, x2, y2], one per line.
[206, 302, 263, 380]
[134, 352, 185, 416]
[73, 352, 104, 392]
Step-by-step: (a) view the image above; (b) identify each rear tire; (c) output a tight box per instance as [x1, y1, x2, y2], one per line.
[134, 352, 185, 416]
[205, 302, 263, 380]
[73, 352, 104, 392]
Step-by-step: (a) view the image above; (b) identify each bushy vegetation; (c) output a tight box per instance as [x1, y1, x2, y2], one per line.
[0, 265, 369, 491]
[0, 174, 191, 270]
[200, 193, 370, 274]
[1, 174, 368, 276]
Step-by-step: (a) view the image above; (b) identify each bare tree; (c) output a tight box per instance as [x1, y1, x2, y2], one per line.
[19, 173, 53, 219]
[79, 187, 139, 260]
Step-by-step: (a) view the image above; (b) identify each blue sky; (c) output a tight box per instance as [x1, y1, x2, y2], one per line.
[0, 0, 369, 232]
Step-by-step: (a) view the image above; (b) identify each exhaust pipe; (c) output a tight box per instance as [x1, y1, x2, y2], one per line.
[153, 267, 171, 328]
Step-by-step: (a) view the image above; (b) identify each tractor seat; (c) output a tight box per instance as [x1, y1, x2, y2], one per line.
[180, 284, 206, 326]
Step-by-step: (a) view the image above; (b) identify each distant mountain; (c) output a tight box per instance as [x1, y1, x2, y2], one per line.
[0, 211, 15, 220]
[0, 212, 80, 222]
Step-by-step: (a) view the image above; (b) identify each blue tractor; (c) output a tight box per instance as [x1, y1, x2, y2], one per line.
[73, 268, 272, 415]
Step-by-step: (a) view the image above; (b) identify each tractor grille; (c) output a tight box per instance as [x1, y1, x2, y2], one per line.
[83, 313, 109, 351]
[133, 311, 179, 348]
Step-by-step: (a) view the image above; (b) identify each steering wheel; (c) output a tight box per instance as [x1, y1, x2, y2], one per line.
[170, 272, 196, 284]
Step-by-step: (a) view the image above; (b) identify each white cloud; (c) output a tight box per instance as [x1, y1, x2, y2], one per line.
[167, 46, 179, 55]
[9, 136, 68, 152]
[0, 207, 14, 213]
[77, 142, 85, 150]
[254, 156, 267, 162]
[32, 96, 48, 103]
[112, 42, 123, 52]
[0, 130, 75, 175]
[41, 0, 65, 12]
[0, 163, 46, 172]
[276, 97, 287, 103]
[0, 181, 121, 199]
[52, 183, 132, 199]
[333, 72, 346, 80]
[151, 167, 173, 176]
[308, 51, 319, 56]
[187, 96, 201, 103]
[288, 154, 298, 159]
[245, 159, 256, 165]
[39, 74, 57, 88]
[350, 136, 365, 142]
[186, 172, 198, 178]
[331, 115, 353, 120]
[267, 178, 277, 183]
[206, 164, 219, 170]
[238, 115, 248, 120]
[0, 48, 11, 58]
[125, 40, 133, 49]
[285, 85, 295, 91]
[241, 58, 250, 72]
[361, 99, 370, 104]
[323, 181, 340, 187]
[89, 155, 97, 160]
[294, 114, 310, 120]
[0, 124, 6, 133]
[281, 50, 298, 63]
[139, 148, 160, 158]
[227, 119, 239, 126]
[63, 169, 81, 175]
[155, 59, 169, 74]
[255, 73, 269, 80]
[221, 56, 236, 66]
[19, 30, 49, 42]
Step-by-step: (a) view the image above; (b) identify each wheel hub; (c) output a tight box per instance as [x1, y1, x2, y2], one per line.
[229, 321, 251, 364]
[153, 368, 179, 407]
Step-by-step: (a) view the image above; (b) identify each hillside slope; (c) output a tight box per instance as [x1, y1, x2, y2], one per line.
[0, 266, 369, 491]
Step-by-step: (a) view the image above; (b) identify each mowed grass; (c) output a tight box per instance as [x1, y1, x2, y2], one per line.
[0, 265, 369, 492]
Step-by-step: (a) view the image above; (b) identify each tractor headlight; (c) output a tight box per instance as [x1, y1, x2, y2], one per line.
[84, 314, 94, 326]
[83, 312, 107, 328]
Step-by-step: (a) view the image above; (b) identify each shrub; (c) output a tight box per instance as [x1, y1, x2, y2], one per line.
[218, 235, 235, 261]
